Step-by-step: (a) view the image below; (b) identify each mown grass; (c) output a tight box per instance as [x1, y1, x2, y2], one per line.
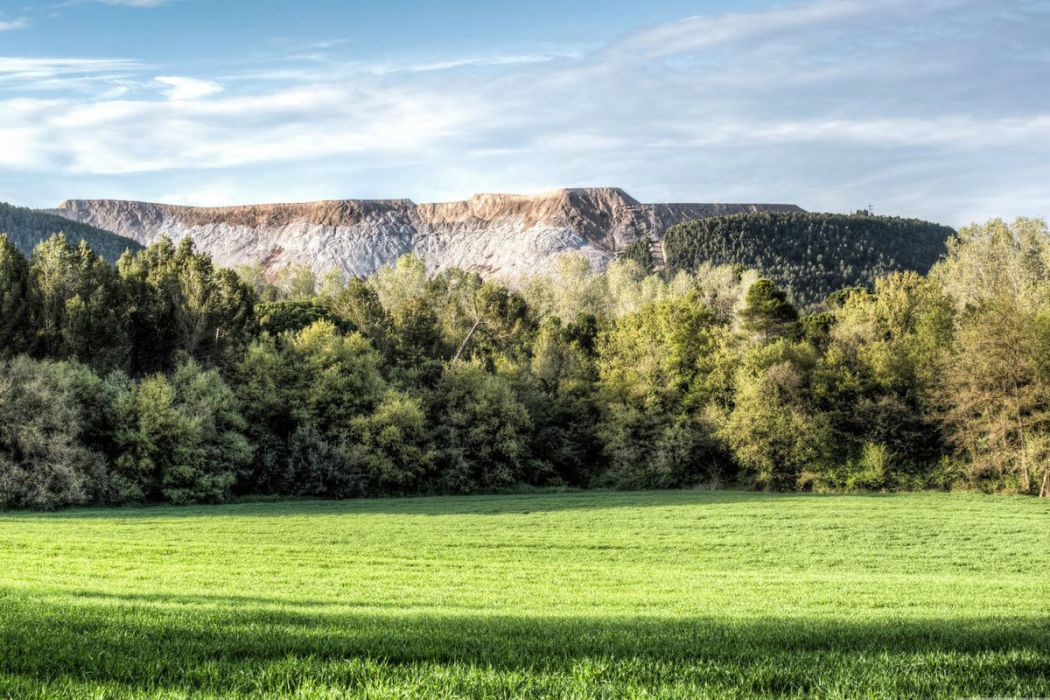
[1, 490, 1048, 698]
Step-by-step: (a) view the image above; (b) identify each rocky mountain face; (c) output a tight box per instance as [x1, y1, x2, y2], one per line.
[51, 188, 802, 278]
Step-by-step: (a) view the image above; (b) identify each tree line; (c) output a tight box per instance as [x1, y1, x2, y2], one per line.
[1, 218, 1048, 509]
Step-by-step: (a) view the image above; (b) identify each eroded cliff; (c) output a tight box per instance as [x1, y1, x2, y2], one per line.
[54, 188, 802, 278]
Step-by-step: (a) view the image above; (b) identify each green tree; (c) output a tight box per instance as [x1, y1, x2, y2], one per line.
[348, 391, 437, 494]
[52, 363, 137, 504]
[0, 201, 141, 262]
[316, 268, 346, 301]
[521, 255, 607, 324]
[256, 299, 350, 336]
[29, 235, 130, 373]
[932, 219, 1050, 495]
[293, 321, 386, 432]
[620, 239, 655, 273]
[328, 278, 392, 360]
[231, 336, 300, 493]
[0, 235, 33, 355]
[944, 304, 1050, 494]
[275, 264, 317, 300]
[285, 424, 357, 498]
[445, 281, 533, 364]
[808, 272, 954, 488]
[597, 293, 732, 488]
[372, 254, 428, 313]
[429, 361, 532, 492]
[387, 296, 445, 386]
[112, 361, 249, 504]
[516, 319, 603, 486]
[722, 340, 833, 490]
[739, 278, 800, 341]
[118, 238, 257, 374]
[234, 321, 387, 494]
[233, 263, 266, 294]
[663, 211, 952, 305]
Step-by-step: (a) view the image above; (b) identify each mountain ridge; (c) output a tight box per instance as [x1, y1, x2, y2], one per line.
[50, 188, 803, 278]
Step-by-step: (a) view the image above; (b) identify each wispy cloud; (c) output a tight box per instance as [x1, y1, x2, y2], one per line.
[608, 0, 877, 58]
[54, 0, 175, 7]
[0, 57, 143, 80]
[382, 51, 585, 75]
[0, 0, 1047, 225]
[0, 19, 28, 31]
[154, 76, 223, 100]
[94, 0, 174, 6]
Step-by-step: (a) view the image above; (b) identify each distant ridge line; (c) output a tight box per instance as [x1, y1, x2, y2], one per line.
[49, 187, 804, 279]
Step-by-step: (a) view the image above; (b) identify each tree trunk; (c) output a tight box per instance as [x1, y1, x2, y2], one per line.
[1041, 469, 1050, 498]
[1015, 398, 1032, 492]
[1018, 434, 1032, 493]
[452, 319, 483, 363]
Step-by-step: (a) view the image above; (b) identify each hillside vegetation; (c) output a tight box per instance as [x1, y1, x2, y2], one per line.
[663, 211, 953, 305]
[0, 202, 142, 262]
[1, 217, 1049, 509]
[1, 491, 1047, 698]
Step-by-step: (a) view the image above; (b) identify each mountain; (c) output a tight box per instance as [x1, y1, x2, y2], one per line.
[50, 188, 801, 278]
[0, 201, 143, 263]
[664, 211, 954, 306]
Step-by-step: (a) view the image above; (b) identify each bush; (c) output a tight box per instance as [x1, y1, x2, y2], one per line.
[286, 424, 357, 499]
[0, 357, 103, 509]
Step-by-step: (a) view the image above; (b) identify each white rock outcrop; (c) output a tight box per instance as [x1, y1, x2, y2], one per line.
[53, 188, 802, 278]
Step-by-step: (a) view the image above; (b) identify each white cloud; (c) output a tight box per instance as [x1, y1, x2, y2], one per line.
[0, 19, 27, 31]
[154, 76, 224, 100]
[0, 0, 1047, 225]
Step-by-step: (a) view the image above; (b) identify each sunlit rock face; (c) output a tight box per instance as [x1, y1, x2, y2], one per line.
[53, 188, 802, 278]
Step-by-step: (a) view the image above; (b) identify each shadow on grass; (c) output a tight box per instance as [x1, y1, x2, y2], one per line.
[1, 588, 1047, 697]
[66, 589, 445, 611]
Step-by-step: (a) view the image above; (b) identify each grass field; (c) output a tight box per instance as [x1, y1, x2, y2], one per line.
[1, 491, 1049, 698]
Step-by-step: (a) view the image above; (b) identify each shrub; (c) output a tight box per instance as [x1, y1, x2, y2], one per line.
[286, 424, 357, 499]
[0, 357, 102, 509]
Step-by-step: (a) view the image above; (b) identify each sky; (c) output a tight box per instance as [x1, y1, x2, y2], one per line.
[0, 0, 1047, 226]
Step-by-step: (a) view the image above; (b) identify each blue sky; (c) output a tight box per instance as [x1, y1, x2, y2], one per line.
[0, 0, 1047, 225]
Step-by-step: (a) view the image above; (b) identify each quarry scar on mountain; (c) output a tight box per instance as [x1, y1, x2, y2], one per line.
[50, 188, 802, 279]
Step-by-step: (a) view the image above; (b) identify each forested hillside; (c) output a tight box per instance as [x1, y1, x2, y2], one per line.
[1, 218, 1049, 509]
[663, 211, 954, 305]
[0, 202, 142, 262]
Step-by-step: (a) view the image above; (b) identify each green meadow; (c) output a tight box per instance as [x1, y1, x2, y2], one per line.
[1, 491, 1048, 698]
